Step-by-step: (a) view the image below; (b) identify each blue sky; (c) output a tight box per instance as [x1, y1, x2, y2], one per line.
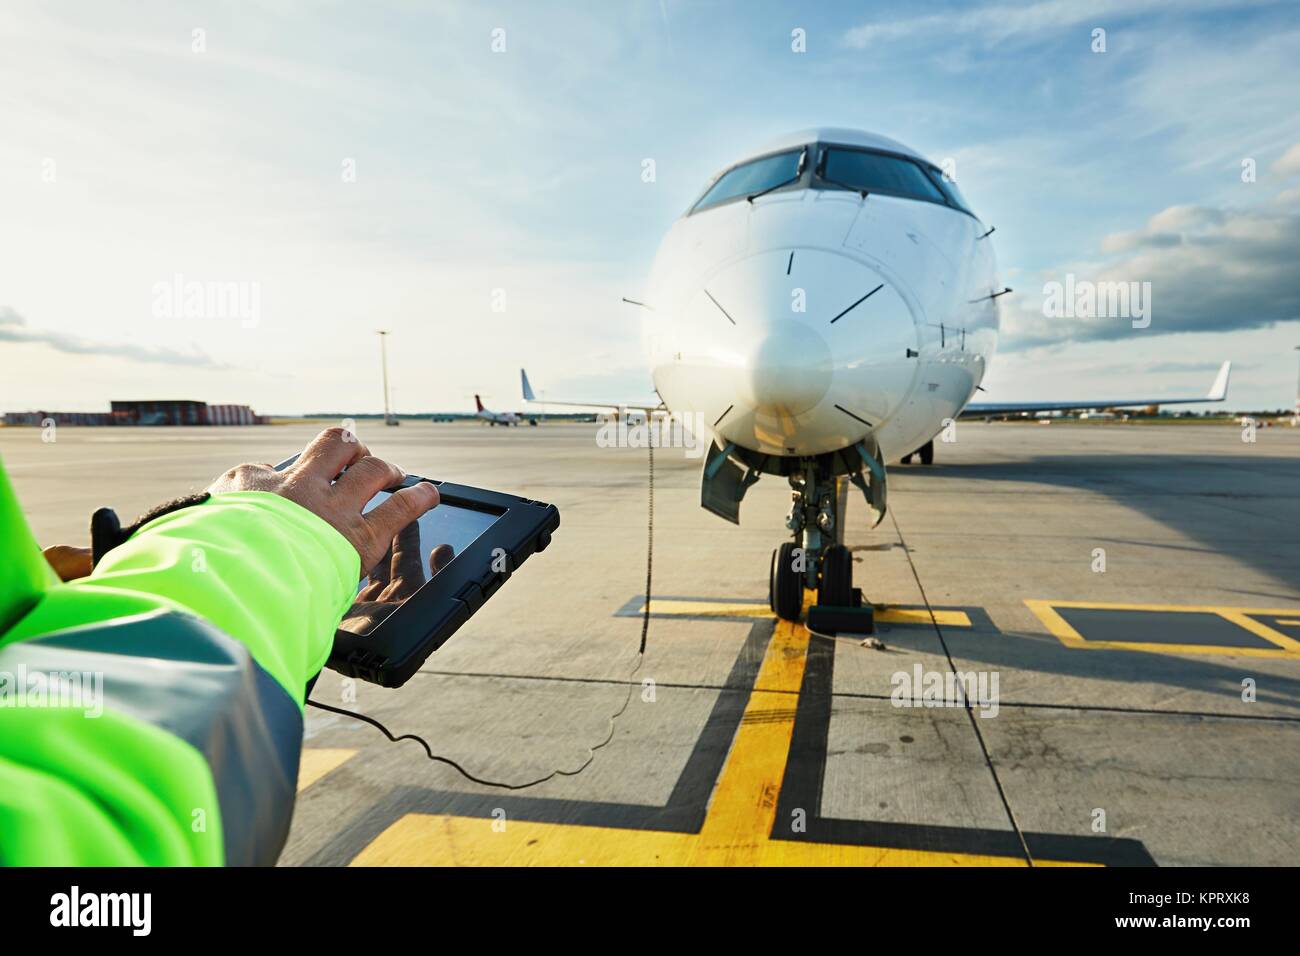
[2, 0, 1299, 413]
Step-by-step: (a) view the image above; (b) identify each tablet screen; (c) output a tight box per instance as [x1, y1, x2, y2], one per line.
[338, 487, 502, 636]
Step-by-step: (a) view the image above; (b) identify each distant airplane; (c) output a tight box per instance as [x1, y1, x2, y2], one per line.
[475, 394, 534, 426]
[521, 127, 1231, 618]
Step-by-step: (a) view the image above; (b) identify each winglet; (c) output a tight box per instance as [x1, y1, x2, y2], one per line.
[1207, 361, 1231, 402]
[520, 368, 536, 402]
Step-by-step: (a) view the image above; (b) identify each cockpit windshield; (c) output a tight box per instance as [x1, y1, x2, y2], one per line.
[923, 168, 974, 215]
[687, 142, 977, 218]
[690, 149, 804, 214]
[817, 146, 975, 216]
[818, 148, 945, 204]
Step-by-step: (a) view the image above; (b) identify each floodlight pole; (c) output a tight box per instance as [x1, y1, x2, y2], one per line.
[377, 330, 393, 426]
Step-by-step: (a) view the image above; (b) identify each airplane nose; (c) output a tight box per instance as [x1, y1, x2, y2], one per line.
[743, 321, 833, 416]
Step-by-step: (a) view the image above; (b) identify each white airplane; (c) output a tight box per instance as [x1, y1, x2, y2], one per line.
[522, 128, 1231, 619]
[474, 394, 533, 426]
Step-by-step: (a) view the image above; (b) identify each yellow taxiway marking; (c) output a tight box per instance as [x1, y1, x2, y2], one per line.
[298, 748, 357, 792]
[639, 599, 971, 628]
[1273, 619, 1300, 626]
[876, 607, 971, 627]
[351, 616, 1046, 867]
[1025, 600, 1300, 659]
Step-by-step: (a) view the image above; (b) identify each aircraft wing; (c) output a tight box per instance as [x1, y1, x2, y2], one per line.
[520, 368, 664, 414]
[961, 361, 1231, 417]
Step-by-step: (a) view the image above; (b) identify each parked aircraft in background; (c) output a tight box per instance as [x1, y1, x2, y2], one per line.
[475, 395, 535, 427]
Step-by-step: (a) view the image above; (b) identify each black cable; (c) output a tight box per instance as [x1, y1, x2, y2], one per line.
[889, 508, 1034, 866]
[306, 439, 655, 790]
[305, 696, 602, 789]
[641, 441, 653, 653]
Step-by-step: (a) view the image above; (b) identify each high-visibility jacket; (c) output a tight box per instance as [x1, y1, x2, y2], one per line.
[0, 457, 359, 865]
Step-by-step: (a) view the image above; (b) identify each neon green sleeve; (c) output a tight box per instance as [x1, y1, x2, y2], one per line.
[4, 491, 360, 705]
[1, 483, 361, 865]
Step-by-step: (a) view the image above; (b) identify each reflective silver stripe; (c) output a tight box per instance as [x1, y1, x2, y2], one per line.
[0, 609, 302, 865]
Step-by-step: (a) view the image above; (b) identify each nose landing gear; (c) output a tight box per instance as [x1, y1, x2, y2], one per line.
[768, 463, 855, 621]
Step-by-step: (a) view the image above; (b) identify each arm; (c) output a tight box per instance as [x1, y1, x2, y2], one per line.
[0, 429, 438, 865]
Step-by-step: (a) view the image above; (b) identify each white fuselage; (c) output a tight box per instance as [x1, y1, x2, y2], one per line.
[640, 130, 1001, 463]
[477, 408, 521, 425]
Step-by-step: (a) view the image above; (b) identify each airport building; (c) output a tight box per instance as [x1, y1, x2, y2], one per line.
[205, 404, 259, 426]
[3, 401, 266, 427]
[111, 400, 211, 426]
[110, 400, 266, 426]
[1, 410, 114, 427]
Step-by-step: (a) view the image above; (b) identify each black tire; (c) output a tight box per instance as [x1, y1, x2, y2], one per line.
[770, 543, 804, 621]
[900, 453, 913, 464]
[768, 547, 777, 612]
[919, 440, 934, 465]
[818, 544, 853, 607]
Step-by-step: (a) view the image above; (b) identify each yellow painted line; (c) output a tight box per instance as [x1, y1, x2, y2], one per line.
[1217, 610, 1300, 653]
[350, 814, 1034, 866]
[643, 599, 773, 619]
[352, 815, 692, 866]
[352, 614, 1064, 867]
[878, 607, 971, 627]
[684, 615, 810, 863]
[1276, 619, 1300, 626]
[298, 748, 357, 792]
[1035, 858, 1102, 868]
[1035, 599, 1300, 616]
[1025, 600, 1300, 659]
[638, 600, 971, 628]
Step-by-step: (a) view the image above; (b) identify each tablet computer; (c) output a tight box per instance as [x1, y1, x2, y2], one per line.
[276, 455, 560, 687]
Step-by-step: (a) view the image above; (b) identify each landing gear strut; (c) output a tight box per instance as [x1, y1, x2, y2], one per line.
[767, 460, 854, 621]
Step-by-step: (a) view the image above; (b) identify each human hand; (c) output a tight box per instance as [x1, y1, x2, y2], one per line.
[42, 545, 92, 582]
[206, 427, 439, 572]
[339, 521, 455, 635]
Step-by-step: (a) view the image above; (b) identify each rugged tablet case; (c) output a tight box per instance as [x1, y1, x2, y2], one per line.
[329, 476, 560, 687]
[275, 457, 560, 688]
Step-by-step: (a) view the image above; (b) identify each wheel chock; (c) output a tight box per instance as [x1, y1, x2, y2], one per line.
[808, 603, 874, 636]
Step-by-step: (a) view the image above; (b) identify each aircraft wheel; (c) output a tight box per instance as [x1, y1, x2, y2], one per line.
[900, 453, 913, 464]
[769, 543, 803, 621]
[818, 544, 853, 607]
[919, 440, 934, 465]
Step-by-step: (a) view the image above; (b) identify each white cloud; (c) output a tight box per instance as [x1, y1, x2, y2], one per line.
[1271, 143, 1300, 177]
[1098, 205, 1227, 254]
[1003, 190, 1300, 348]
[0, 306, 222, 368]
[842, 0, 1279, 48]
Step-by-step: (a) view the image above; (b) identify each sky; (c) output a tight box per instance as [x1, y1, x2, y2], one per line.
[2, 0, 1299, 415]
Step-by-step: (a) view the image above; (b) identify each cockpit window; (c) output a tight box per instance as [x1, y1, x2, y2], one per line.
[922, 166, 974, 215]
[818, 147, 946, 204]
[690, 148, 804, 214]
[687, 143, 978, 219]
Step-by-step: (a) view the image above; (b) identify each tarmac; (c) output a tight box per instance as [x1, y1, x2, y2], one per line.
[3, 419, 1298, 866]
